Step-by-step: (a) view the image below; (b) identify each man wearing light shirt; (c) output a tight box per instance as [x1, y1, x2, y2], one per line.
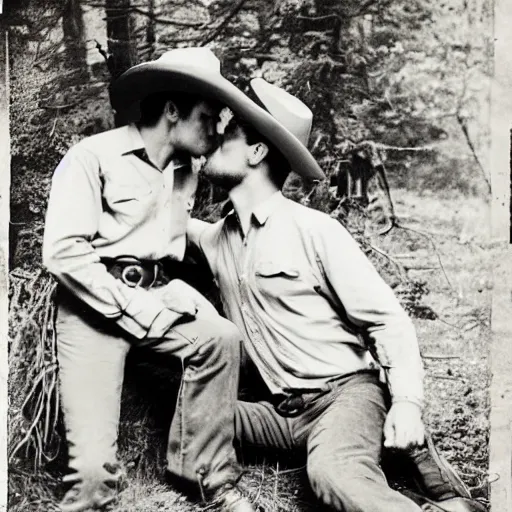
[187, 79, 485, 512]
[43, 48, 257, 512]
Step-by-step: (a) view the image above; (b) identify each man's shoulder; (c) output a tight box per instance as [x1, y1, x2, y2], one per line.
[192, 217, 228, 266]
[281, 196, 338, 231]
[74, 126, 129, 156]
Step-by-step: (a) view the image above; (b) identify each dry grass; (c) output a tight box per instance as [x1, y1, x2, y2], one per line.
[9, 269, 61, 469]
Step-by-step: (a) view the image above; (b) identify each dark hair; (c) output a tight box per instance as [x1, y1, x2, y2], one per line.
[138, 91, 201, 126]
[226, 117, 291, 189]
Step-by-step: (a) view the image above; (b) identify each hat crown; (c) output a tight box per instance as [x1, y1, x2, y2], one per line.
[156, 47, 221, 74]
[250, 78, 312, 147]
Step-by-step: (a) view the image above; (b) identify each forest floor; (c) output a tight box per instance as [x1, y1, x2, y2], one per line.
[8, 187, 493, 512]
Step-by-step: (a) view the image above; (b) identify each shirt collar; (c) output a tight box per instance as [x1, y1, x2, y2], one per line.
[119, 123, 146, 156]
[224, 191, 285, 227]
[119, 124, 191, 171]
[252, 191, 285, 226]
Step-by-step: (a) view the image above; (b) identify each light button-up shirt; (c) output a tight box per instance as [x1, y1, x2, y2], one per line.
[43, 124, 198, 338]
[190, 192, 424, 405]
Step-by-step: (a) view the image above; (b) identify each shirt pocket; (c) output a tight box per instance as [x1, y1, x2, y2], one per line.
[106, 181, 154, 218]
[254, 261, 304, 298]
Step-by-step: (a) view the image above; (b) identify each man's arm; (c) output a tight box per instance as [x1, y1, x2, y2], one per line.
[187, 218, 211, 248]
[313, 216, 425, 448]
[43, 145, 180, 339]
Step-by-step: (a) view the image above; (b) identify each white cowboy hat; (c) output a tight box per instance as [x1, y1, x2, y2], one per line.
[110, 47, 324, 180]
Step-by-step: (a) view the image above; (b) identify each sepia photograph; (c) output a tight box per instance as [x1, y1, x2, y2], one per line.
[0, 0, 510, 511]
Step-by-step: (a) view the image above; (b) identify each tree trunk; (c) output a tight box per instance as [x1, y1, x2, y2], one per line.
[62, 0, 88, 81]
[145, 0, 156, 61]
[255, 0, 277, 66]
[105, 0, 137, 80]
[105, 0, 138, 126]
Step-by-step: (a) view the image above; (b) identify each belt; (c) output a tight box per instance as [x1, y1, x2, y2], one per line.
[102, 256, 174, 289]
[272, 369, 379, 418]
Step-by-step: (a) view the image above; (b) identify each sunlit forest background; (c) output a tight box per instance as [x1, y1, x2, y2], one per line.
[3, 1, 493, 510]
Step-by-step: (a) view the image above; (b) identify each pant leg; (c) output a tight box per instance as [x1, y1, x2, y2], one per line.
[141, 309, 245, 492]
[56, 298, 129, 482]
[304, 373, 421, 512]
[235, 400, 294, 451]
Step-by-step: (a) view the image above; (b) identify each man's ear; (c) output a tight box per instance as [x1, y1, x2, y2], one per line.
[247, 142, 269, 166]
[164, 100, 180, 123]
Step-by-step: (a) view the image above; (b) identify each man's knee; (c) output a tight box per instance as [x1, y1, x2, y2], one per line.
[307, 458, 376, 511]
[208, 317, 242, 348]
[186, 317, 242, 367]
[308, 459, 346, 509]
[308, 458, 419, 512]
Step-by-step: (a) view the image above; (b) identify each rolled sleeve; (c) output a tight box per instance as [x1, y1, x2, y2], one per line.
[313, 217, 424, 406]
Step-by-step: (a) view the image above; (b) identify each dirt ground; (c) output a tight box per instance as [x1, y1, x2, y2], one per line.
[9, 188, 493, 512]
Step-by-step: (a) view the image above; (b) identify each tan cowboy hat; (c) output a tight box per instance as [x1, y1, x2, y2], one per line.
[110, 47, 324, 180]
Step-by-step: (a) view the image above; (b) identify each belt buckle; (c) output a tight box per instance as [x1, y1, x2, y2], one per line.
[275, 395, 305, 418]
[121, 264, 145, 288]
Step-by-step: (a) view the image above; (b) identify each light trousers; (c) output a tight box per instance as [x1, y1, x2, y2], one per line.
[235, 372, 422, 512]
[56, 291, 242, 492]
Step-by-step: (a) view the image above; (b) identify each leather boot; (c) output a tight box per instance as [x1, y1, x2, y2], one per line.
[210, 483, 257, 512]
[59, 463, 125, 512]
[403, 489, 487, 512]
[409, 435, 471, 500]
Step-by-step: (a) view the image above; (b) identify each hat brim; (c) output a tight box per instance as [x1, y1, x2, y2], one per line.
[110, 64, 325, 181]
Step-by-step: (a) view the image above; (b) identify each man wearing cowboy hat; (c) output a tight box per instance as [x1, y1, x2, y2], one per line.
[187, 79, 486, 512]
[43, 48, 259, 512]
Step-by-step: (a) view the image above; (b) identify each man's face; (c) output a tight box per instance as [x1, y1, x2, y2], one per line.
[174, 101, 220, 157]
[202, 118, 251, 189]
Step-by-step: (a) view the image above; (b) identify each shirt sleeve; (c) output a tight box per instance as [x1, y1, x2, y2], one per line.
[313, 215, 424, 407]
[187, 218, 211, 248]
[42, 144, 168, 339]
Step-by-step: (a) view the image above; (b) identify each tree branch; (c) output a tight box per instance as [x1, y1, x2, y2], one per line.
[89, 2, 207, 26]
[367, 242, 409, 280]
[297, 14, 343, 23]
[456, 114, 491, 194]
[349, 0, 380, 17]
[129, 7, 207, 27]
[94, 39, 109, 64]
[200, 0, 248, 46]
[40, 102, 80, 110]
[159, 35, 202, 44]
[297, 0, 381, 21]
[396, 223, 454, 291]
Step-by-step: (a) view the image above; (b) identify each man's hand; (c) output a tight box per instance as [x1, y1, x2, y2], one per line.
[150, 279, 218, 318]
[383, 401, 425, 450]
[150, 279, 199, 316]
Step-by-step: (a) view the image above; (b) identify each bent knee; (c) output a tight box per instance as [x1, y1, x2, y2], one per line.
[209, 317, 242, 345]
[308, 461, 377, 510]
